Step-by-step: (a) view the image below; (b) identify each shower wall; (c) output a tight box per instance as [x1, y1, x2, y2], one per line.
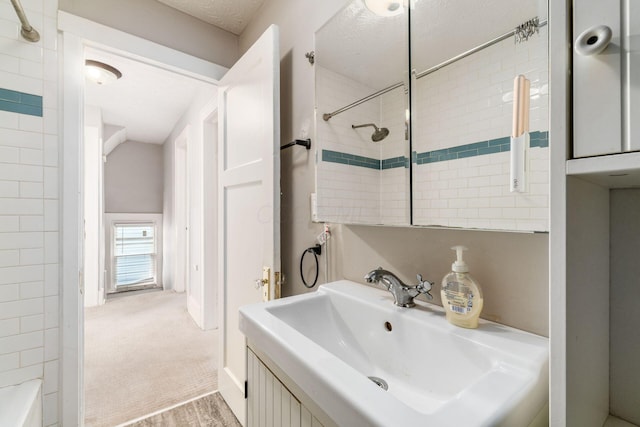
[316, 66, 381, 224]
[315, 66, 409, 224]
[0, 1, 60, 426]
[412, 26, 549, 231]
[379, 86, 409, 225]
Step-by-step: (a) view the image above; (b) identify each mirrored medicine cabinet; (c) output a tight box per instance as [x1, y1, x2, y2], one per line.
[314, 0, 550, 233]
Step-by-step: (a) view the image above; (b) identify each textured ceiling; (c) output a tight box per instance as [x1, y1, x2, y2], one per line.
[316, 0, 546, 90]
[316, 0, 407, 91]
[156, 0, 265, 35]
[411, 0, 546, 72]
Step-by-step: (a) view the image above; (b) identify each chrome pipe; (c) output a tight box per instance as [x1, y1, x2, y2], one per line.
[10, 0, 40, 42]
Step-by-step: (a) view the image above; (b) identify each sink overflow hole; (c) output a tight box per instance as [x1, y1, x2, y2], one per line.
[368, 376, 388, 391]
[384, 321, 392, 331]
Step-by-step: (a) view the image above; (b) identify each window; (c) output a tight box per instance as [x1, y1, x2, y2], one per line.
[113, 223, 157, 288]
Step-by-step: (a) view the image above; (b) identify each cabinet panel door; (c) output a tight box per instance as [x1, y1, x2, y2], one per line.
[248, 349, 326, 427]
[626, 1, 640, 152]
[573, 0, 622, 157]
[246, 350, 301, 427]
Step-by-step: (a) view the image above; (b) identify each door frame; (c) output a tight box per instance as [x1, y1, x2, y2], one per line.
[174, 127, 189, 294]
[200, 104, 220, 330]
[59, 11, 227, 424]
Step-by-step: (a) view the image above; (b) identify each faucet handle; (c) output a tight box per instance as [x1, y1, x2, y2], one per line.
[416, 274, 434, 300]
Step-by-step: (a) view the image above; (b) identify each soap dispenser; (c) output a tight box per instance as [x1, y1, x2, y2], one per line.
[441, 246, 484, 329]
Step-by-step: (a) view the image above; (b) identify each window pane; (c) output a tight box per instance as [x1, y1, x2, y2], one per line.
[114, 225, 155, 256]
[115, 254, 155, 286]
[113, 223, 156, 287]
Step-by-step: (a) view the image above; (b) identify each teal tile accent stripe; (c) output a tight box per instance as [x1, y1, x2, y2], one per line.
[0, 88, 43, 117]
[322, 150, 410, 170]
[529, 131, 549, 148]
[322, 149, 381, 170]
[321, 131, 548, 170]
[414, 131, 548, 165]
[382, 156, 409, 170]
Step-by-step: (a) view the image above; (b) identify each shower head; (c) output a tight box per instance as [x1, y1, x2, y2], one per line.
[352, 123, 390, 142]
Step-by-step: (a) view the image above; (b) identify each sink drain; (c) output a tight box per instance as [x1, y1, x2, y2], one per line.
[368, 376, 388, 391]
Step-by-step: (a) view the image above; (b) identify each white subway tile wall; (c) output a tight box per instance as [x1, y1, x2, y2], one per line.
[316, 66, 380, 159]
[316, 66, 409, 224]
[317, 160, 380, 223]
[379, 84, 409, 225]
[413, 148, 549, 231]
[316, 66, 381, 223]
[412, 26, 549, 231]
[380, 167, 409, 225]
[0, 1, 60, 426]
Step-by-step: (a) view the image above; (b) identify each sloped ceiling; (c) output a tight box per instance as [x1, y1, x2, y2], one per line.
[155, 0, 265, 35]
[84, 47, 215, 145]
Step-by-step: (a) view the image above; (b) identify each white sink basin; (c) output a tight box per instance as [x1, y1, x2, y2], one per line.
[239, 280, 548, 427]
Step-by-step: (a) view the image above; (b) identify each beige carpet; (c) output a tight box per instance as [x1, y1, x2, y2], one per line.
[84, 290, 218, 427]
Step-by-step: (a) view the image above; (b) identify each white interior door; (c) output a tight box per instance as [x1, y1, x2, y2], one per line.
[217, 25, 280, 425]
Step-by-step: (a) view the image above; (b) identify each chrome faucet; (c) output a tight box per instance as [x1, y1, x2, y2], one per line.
[364, 267, 433, 307]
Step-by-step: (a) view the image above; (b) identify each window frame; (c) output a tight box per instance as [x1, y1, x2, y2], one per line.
[109, 220, 160, 292]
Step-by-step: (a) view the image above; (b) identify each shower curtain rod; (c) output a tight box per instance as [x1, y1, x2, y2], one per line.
[323, 18, 547, 122]
[415, 19, 547, 79]
[10, 0, 40, 42]
[322, 82, 404, 121]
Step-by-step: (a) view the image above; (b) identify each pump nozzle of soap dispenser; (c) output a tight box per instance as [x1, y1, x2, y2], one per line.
[451, 245, 469, 273]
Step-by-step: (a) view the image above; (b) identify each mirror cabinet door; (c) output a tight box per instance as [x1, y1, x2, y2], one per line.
[410, 0, 549, 232]
[314, 0, 549, 232]
[315, 0, 410, 225]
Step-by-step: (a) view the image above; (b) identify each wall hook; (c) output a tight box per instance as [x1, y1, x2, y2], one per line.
[305, 51, 315, 65]
[281, 139, 311, 150]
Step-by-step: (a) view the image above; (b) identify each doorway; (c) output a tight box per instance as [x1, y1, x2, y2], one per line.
[82, 44, 220, 424]
[61, 20, 226, 425]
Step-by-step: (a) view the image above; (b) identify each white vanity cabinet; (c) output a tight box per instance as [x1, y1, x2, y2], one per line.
[573, 0, 640, 157]
[247, 347, 335, 427]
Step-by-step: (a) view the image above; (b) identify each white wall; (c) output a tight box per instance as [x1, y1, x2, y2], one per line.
[0, 0, 60, 425]
[240, 0, 549, 336]
[58, 0, 239, 68]
[610, 189, 640, 425]
[104, 141, 164, 214]
[83, 106, 103, 307]
[163, 88, 218, 329]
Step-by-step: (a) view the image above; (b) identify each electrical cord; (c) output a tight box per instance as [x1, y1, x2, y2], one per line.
[300, 244, 321, 288]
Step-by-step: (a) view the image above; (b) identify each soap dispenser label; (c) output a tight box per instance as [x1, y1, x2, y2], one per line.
[445, 282, 473, 314]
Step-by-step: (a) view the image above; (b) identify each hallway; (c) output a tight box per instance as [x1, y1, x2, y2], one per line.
[84, 291, 218, 426]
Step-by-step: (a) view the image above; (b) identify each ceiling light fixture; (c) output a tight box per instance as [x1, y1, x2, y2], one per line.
[364, 0, 404, 17]
[85, 60, 122, 85]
